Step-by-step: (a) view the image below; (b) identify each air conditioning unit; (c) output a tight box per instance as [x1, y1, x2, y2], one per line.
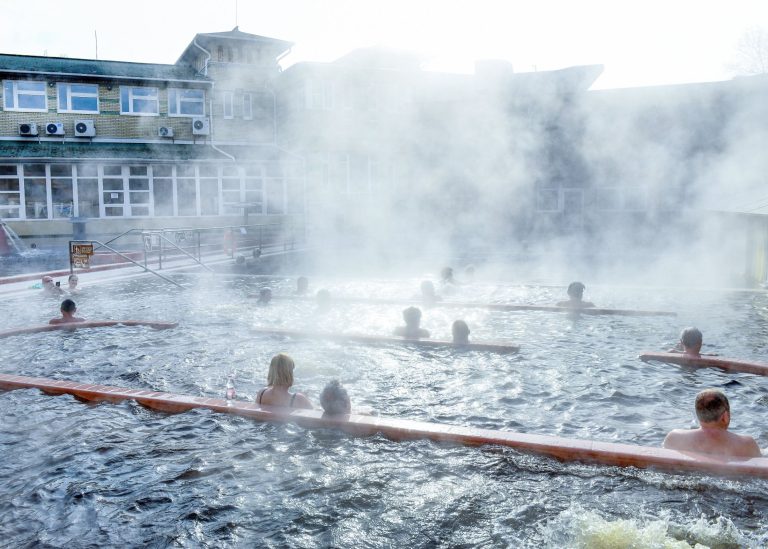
[18, 123, 39, 136]
[45, 122, 65, 136]
[74, 120, 95, 137]
[192, 117, 210, 136]
[158, 126, 174, 138]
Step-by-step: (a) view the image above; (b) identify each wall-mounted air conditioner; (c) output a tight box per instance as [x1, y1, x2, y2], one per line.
[18, 123, 38, 136]
[74, 120, 95, 137]
[192, 117, 210, 136]
[158, 126, 174, 138]
[45, 122, 65, 136]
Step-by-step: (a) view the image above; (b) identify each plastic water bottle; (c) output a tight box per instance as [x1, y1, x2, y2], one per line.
[225, 375, 236, 402]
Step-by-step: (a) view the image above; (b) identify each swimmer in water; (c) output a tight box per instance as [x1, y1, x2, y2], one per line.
[256, 288, 272, 306]
[556, 281, 595, 308]
[441, 267, 456, 285]
[256, 353, 312, 409]
[393, 306, 430, 339]
[42, 276, 64, 296]
[67, 274, 80, 294]
[452, 319, 470, 345]
[463, 264, 476, 282]
[316, 289, 332, 314]
[420, 280, 441, 306]
[669, 327, 703, 357]
[49, 299, 85, 324]
[295, 276, 309, 295]
[663, 389, 761, 458]
[320, 379, 351, 415]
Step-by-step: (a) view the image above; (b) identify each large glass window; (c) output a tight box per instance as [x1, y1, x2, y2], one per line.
[0, 165, 21, 219]
[152, 165, 174, 216]
[222, 91, 234, 119]
[177, 165, 197, 216]
[57, 83, 99, 113]
[168, 88, 205, 117]
[244, 166, 263, 213]
[120, 86, 159, 115]
[3, 80, 47, 112]
[537, 188, 560, 212]
[23, 164, 48, 219]
[242, 93, 252, 120]
[102, 165, 125, 217]
[75, 165, 99, 218]
[222, 166, 241, 214]
[128, 166, 150, 216]
[50, 164, 74, 218]
[199, 166, 219, 215]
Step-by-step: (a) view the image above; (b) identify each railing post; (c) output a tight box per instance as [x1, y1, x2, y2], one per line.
[159, 230, 163, 270]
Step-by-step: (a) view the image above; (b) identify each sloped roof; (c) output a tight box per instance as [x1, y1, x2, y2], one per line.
[176, 27, 293, 66]
[0, 53, 209, 83]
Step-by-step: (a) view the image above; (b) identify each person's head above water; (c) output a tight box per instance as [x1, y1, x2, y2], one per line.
[60, 299, 77, 314]
[258, 288, 272, 304]
[267, 353, 295, 387]
[68, 274, 78, 286]
[402, 306, 422, 327]
[695, 389, 729, 425]
[567, 281, 586, 300]
[452, 320, 470, 344]
[441, 267, 454, 283]
[320, 379, 352, 415]
[296, 276, 309, 294]
[680, 327, 703, 354]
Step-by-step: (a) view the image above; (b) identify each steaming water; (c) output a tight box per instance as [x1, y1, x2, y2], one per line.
[0, 273, 767, 547]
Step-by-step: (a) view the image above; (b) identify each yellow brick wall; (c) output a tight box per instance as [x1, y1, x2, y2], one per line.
[0, 83, 210, 141]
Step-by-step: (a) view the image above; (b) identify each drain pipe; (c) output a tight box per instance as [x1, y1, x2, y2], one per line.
[192, 39, 234, 162]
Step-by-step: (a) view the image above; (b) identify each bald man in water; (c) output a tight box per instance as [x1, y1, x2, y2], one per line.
[663, 389, 761, 458]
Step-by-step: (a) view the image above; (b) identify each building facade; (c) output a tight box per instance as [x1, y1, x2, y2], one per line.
[0, 28, 304, 243]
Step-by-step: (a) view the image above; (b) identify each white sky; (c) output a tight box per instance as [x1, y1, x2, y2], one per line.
[1, 0, 767, 89]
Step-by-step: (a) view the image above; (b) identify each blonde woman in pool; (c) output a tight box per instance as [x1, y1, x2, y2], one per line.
[256, 353, 313, 409]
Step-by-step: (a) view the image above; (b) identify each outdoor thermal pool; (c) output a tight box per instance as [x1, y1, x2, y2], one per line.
[0, 273, 767, 547]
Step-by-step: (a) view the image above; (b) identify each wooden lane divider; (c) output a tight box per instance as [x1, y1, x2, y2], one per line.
[0, 372, 766, 478]
[263, 295, 676, 317]
[251, 327, 519, 353]
[640, 352, 768, 377]
[0, 320, 179, 339]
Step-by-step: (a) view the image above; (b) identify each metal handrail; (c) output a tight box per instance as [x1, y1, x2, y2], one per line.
[69, 240, 184, 288]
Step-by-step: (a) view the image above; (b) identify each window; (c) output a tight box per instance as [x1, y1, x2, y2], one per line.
[3, 80, 47, 112]
[168, 88, 205, 117]
[217, 46, 224, 62]
[0, 165, 21, 219]
[50, 164, 74, 218]
[23, 164, 48, 219]
[57, 83, 99, 113]
[176, 165, 197, 216]
[537, 189, 560, 212]
[199, 165, 219, 215]
[120, 86, 159, 115]
[222, 166, 241, 214]
[102, 165, 125, 217]
[305, 81, 333, 110]
[75, 165, 99, 218]
[152, 165, 175, 216]
[222, 91, 233, 119]
[242, 93, 252, 120]
[128, 166, 150, 216]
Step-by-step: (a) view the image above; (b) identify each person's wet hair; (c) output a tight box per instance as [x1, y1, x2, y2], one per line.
[402, 306, 422, 326]
[452, 320, 470, 344]
[567, 281, 585, 298]
[420, 280, 436, 296]
[441, 267, 454, 282]
[68, 274, 78, 283]
[61, 299, 77, 313]
[267, 353, 295, 386]
[680, 327, 703, 349]
[695, 389, 729, 423]
[320, 379, 351, 415]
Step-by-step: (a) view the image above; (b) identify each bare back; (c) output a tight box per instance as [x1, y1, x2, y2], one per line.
[663, 428, 761, 459]
[257, 386, 312, 410]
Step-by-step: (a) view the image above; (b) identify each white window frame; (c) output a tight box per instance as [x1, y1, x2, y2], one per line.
[222, 91, 234, 119]
[168, 88, 205, 117]
[57, 83, 99, 114]
[536, 188, 560, 212]
[242, 93, 252, 120]
[119, 86, 159, 116]
[3, 80, 47, 112]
